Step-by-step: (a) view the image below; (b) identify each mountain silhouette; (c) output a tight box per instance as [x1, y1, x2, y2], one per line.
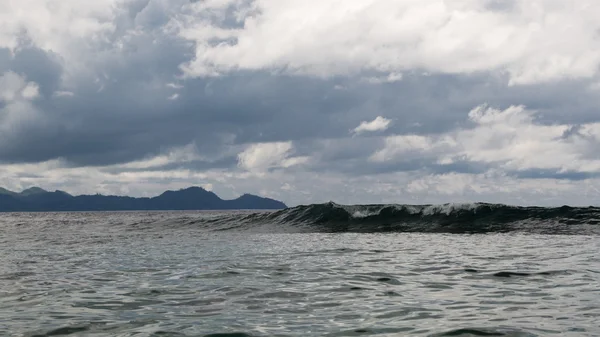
[19, 187, 49, 196]
[0, 186, 287, 212]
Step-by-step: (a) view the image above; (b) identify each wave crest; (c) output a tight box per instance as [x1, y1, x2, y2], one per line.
[158, 202, 600, 234]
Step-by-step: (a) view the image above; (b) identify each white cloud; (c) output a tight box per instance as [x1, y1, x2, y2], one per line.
[370, 134, 438, 162]
[21, 82, 40, 100]
[0, 73, 39, 102]
[2, 1, 599, 86]
[237, 141, 309, 172]
[116, 143, 202, 170]
[372, 104, 600, 174]
[364, 72, 403, 84]
[178, 0, 600, 84]
[3, 159, 600, 206]
[0, 1, 116, 50]
[0, 72, 42, 135]
[0, 0, 121, 79]
[167, 93, 180, 100]
[353, 116, 392, 134]
[53, 91, 75, 97]
[0, 72, 26, 102]
[166, 83, 183, 89]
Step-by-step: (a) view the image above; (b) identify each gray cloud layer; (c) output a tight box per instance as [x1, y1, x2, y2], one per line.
[1, 0, 600, 206]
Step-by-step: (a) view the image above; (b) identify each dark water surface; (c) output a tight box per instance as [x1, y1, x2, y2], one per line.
[0, 211, 599, 336]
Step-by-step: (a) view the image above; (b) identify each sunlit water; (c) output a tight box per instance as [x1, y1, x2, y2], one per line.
[0, 212, 599, 336]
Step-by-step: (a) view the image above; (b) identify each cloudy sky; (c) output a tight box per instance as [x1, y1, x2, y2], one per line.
[1, 0, 600, 206]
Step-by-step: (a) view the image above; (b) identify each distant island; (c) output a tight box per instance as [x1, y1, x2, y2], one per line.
[0, 186, 287, 212]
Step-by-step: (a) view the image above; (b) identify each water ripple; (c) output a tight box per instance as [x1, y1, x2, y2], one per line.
[0, 212, 598, 336]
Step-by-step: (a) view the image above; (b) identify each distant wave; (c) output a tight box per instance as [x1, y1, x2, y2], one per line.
[171, 202, 600, 235]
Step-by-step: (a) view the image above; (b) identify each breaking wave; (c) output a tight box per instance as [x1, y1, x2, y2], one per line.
[180, 202, 600, 235]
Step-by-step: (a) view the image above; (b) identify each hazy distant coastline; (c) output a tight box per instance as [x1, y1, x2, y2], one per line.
[0, 186, 286, 212]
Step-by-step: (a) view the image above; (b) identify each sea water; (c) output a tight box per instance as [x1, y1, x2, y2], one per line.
[0, 210, 599, 336]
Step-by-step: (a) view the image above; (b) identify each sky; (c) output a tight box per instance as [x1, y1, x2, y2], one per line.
[1, 0, 600, 206]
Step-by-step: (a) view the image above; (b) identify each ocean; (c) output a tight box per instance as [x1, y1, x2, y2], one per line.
[1, 203, 599, 336]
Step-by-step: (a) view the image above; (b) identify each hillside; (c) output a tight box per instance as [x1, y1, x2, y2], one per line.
[0, 186, 287, 212]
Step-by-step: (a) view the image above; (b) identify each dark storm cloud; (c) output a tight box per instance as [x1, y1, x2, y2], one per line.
[0, 47, 63, 95]
[3, 48, 600, 178]
[9, 48, 63, 96]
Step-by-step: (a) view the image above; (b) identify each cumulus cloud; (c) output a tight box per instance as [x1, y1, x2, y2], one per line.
[179, 0, 600, 84]
[237, 142, 309, 172]
[372, 104, 600, 175]
[21, 82, 40, 100]
[166, 83, 183, 89]
[0, 72, 42, 139]
[0, 72, 27, 102]
[364, 73, 403, 84]
[353, 116, 392, 134]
